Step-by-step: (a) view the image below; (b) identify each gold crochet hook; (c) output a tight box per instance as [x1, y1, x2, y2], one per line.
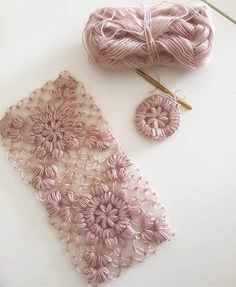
[136, 69, 192, 110]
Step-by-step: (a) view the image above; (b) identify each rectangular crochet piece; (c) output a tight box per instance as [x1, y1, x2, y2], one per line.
[0, 71, 173, 286]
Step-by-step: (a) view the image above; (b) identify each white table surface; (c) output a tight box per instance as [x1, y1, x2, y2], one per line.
[208, 0, 236, 19]
[0, 1, 236, 286]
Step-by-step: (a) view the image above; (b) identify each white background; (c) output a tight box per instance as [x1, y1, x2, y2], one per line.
[0, 0, 236, 286]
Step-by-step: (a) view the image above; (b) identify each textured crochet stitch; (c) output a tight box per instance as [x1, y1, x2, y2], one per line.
[136, 93, 181, 139]
[0, 71, 174, 286]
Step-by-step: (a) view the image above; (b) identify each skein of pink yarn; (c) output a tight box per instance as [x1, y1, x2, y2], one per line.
[84, 3, 214, 69]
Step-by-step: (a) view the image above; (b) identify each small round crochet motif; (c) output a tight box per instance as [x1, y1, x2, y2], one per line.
[135, 93, 181, 139]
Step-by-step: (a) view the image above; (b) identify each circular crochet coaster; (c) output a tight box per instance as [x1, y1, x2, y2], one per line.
[135, 93, 181, 139]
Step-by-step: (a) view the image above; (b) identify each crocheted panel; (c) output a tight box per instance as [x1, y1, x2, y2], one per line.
[0, 71, 174, 286]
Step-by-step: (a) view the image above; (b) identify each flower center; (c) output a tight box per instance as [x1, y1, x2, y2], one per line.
[94, 202, 119, 229]
[40, 119, 65, 142]
[145, 106, 169, 128]
[82, 192, 130, 237]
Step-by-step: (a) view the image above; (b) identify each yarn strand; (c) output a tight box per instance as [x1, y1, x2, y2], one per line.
[84, 3, 214, 69]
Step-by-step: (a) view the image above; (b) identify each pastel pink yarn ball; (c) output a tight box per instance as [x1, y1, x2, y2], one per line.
[135, 93, 181, 139]
[84, 4, 214, 70]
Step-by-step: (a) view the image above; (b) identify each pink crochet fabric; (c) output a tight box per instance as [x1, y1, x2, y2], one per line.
[0, 71, 173, 286]
[136, 93, 181, 139]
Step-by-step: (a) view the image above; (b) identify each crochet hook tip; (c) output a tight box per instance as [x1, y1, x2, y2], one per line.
[179, 99, 192, 110]
[135, 69, 192, 110]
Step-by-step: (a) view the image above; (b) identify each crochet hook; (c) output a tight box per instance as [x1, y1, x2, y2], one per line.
[136, 69, 192, 110]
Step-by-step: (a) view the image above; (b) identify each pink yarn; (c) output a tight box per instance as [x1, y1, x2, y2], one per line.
[0, 71, 174, 286]
[84, 3, 214, 69]
[136, 93, 180, 139]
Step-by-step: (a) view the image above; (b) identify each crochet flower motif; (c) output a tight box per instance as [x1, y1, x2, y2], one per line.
[27, 103, 83, 159]
[32, 163, 58, 191]
[83, 266, 110, 285]
[83, 248, 112, 285]
[105, 153, 131, 182]
[54, 74, 78, 89]
[45, 190, 79, 221]
[51, 73, 78, 100]
[85, 126, 113, 150]
[0, 114, 25, 141]
[136, 93, 180, 139]
[74, 183, 135, 249]
[140, 213, 173, 244]
[84, 248, 112, 267]
[0, 72, 173, 286]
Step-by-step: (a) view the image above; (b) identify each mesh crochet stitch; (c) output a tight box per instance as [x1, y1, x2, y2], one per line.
[0, 71, 174, 286]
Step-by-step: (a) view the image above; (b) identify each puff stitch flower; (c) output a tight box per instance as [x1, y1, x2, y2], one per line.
[83, 248, 112, 267]
[0, 72, 173, 285]
[136, 94, 180, 139]
[45, 189, 79, 221]
[140, 213, 172, 244]
[0, 114, 25, 141]
[54, 74, 78, 89]
[74, 183, 135, 249]
[27, 103, 83, 159]
[105, 153, 132, 182]
[85, 126, 113, 150]
[83, 266, 110, 285]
